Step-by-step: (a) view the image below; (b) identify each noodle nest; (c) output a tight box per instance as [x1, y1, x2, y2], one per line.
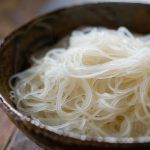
[10, 27, 150, 137]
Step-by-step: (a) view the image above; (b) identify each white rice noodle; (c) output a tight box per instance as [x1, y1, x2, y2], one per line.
[10, 27, 150, 137]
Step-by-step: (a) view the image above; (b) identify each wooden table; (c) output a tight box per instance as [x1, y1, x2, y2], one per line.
[0, 110, 41, 149]
[0, 0, 149, 149]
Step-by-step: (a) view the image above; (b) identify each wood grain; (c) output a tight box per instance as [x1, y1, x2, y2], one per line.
[5, 130, 42, 150]
[0, 109, 15, 149]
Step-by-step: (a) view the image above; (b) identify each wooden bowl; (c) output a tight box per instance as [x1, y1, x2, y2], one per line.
[0, 2, 150, 149]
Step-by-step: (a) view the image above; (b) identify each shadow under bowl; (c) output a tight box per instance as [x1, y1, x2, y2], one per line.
[0, 2, 150, 150]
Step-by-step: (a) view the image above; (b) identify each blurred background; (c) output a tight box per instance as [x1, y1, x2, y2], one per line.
[0, 0, 150, 149]
[0, 0, 149, 39]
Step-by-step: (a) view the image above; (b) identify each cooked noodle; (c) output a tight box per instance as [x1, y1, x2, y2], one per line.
[10, 27, 150, 137]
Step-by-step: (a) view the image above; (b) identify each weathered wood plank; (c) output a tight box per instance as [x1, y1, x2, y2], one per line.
[5, 130, 42, 150]
[0, 109, 15, 149]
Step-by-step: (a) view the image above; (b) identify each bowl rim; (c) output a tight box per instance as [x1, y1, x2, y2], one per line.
[0, 1, 150, 146]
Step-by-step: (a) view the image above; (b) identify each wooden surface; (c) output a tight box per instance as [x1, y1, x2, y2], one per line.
[0, 109, 15, 149]
[0, 0, 150, 150]
[4, 129, 42, 150]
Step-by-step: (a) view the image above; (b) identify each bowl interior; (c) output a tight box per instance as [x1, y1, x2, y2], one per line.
[0, 2, 150, 148]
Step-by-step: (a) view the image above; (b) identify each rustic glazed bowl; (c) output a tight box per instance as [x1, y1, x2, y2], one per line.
[0, 2, 150, 150]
